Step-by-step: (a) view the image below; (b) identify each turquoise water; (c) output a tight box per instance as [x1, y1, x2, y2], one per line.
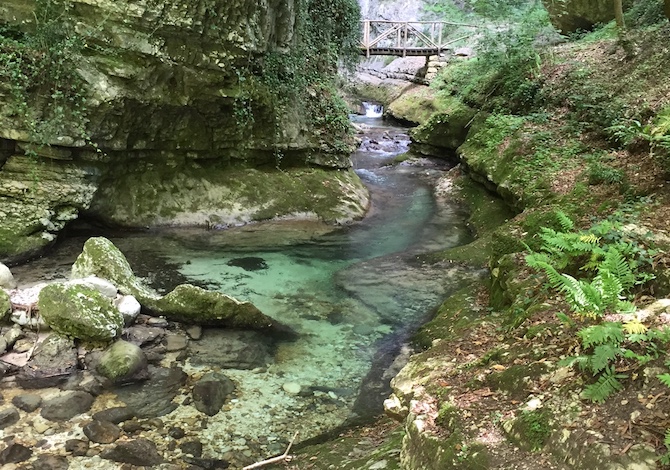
[10, 117, 476, 457]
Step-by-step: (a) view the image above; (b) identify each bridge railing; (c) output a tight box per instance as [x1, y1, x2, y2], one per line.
[360, 20, 480, 57]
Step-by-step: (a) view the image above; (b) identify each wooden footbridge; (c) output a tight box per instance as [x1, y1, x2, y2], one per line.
[360, 20, 479, 57]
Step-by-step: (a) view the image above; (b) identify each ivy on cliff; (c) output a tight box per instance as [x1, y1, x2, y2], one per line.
[0, 0, 89, 149]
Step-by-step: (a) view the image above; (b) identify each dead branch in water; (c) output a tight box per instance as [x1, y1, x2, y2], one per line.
[242, 431, 299, 470]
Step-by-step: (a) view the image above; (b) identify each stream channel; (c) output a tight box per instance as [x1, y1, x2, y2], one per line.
[9, 115, 480, 466]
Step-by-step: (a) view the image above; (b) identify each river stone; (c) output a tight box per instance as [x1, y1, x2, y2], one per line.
[0, 442, 32, 464]
[154, 283, 292, 334]
[71, 237, 159, 302]
[38, 283, 124, 341]
[101, 438, 164, 466]
[180, 440, 203, 457]
[41, 391, 94, 421]
[122, 325, 165, 346]
[92, 406, 136, 424]
[188, 329, 272, 370]
[12, 393, 42, 412]
[182, 456, 231, 469]
[114, 294, 142, 325]
[115, 365, 187, 418]
[3, 324, 23, 348]
[282, 382, 301, 395]
[32, 454, 70, 470]
[0, 407, 20, 429]
[185, 325, 202, 340]
[192, 372, 235, 416]
[96, 340, 148, 384]
[65, 439, 89, 456]
[0, 262, 16, 289]
[83, 419, 122, 443]
[165, 333, 188, 351]
[0, 289, 10, 322]
[16, 334, 78, 389]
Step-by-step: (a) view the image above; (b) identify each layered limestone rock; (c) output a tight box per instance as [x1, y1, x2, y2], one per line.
[0, 0, 367, 262]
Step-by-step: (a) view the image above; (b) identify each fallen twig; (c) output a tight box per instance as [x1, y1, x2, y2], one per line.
[242, 431, 299, 470]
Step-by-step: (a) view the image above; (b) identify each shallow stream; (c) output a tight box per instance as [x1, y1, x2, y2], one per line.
[10, 116, 478, 464]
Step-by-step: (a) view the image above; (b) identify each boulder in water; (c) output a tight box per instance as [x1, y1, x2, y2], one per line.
[96, 340, 148, 384]
[192, 372, 235, 416]
[38, 282, 124, 341]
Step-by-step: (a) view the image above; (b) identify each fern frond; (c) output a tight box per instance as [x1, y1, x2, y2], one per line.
[579, 233, 600, 244]
[623, 319, 647, 335]
[600, 248, 636, 291]
[556, 211, 574, 232]
[581, 367, 626, 403]
[588, 344, 622, 373]
[658, 373, 670, 388]
[559, 355, 588, 370]
[578, 322, 624, 349]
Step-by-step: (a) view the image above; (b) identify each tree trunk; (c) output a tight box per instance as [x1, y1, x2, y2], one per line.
[665, 0, 670, 20]
[613, 0, 625, 30]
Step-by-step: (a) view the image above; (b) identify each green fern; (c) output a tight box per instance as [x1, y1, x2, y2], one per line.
[658, 373, 670, 388]
[555, 211, 574, 232]
[588, 344, 623, 373]
[578, 322, 625, 349]
[581, 367, 627, 403]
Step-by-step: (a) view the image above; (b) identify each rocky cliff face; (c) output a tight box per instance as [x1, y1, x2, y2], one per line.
[0, 0, 366, 262]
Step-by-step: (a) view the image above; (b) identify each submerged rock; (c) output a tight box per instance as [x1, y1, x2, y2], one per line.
[16, 334, 78, 389]
[0, 407, 19, 429]
[101, 438, 164, 466]
[41, 391, 94, 421]
[114, 366, 187, 418]
[83, 419, 122, 444]
[38, 282, 123, 341]
[96, 340, 148, 384]
[0, 441, 32, 464]
[32, 454, 70, 470]
[192, 372, 235, 416]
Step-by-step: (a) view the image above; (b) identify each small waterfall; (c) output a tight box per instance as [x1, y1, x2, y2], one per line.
[362, 101, 383, 118]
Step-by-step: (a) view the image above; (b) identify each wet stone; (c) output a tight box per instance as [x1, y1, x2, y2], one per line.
[101, 438, 164, 466]
[114, 366, 187, 418]
[188, 330, 272, 370]
[165, 333, 188, 351]
[83, 420, 122, 444]
[41, 391, 94, 421]
[32, 454, 70, 470]
[192, 372, 235, 416]
[122, 325, 165, 346]
[180, 440, 203, 457]
[0, 442, 32, 464]
[168, 426, 186, 439]
[65, 439, 89, 457]
[92, 406, 136, 424]
[16, 334, 78, 389]
[182, 456, 230, 469]
[12, 393, 42, 412]
[226, 256, 268, 271]
[185, 325, 202, 340]
[0, 407, 20, 429]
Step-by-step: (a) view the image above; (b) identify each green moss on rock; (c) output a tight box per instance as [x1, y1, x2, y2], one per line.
[38, 283, 123, 341]
[155, 284, 277, 329]
[0, 289, 10, 322]
[96, 340, 148, 384]
[410, 97, 477, 154]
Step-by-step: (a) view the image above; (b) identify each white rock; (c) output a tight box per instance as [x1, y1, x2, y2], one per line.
[524, 397, 543, 411]
[0, 262, 17, 289]
[11, 309, 49, 330]
[68, 276, 118, 298]
[114, 294, 141, 325]
[282, 382, 301, 395]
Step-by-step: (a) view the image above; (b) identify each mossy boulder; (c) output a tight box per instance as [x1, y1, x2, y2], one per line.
[96, 340, 148, 384]
[38, 283, 124, 341]
[410, 98, 477, 156]
[503, 409, 553, 451]
[72, 237, 294, 334]
[387, 86, 454, 126]
[71, 237, 159, 303]
[0, 289, 10, 322]
[154, 284, 279, 330]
